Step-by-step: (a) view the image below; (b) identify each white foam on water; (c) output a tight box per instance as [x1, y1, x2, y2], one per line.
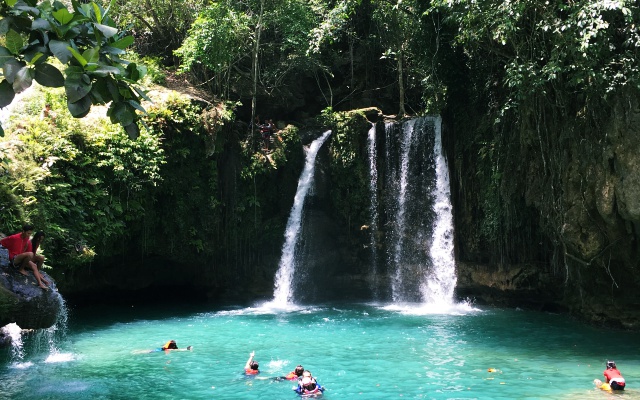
[380, 301, 482, 316]
[45, 352, 75, 363]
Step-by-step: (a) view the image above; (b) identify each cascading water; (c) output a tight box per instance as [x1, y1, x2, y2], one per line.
[2, 293, 71, 364]
[271, 131, 332, 305]
[367, 123, 380, 298]
[1, 323, 25, 360]
[422, 116, 456, 304]
[383, 117, 456, 305]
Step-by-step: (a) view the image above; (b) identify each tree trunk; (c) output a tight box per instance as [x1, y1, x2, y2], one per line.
[397, 50, 406, 117]
[250, 0, 265, 148]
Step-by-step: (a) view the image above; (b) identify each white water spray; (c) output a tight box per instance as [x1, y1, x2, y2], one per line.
[367, 123, 379, 295]
[272, 131, 332, 305]
[385, 117, 457, 306]
[1, 323, 25, 360]
[390, 119, 416, 301]
[421, 116, 457, 304]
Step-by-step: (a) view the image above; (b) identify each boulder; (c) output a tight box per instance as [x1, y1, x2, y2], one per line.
[0, 265, 62, 329]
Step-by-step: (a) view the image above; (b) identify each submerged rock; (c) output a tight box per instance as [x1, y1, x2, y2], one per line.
[0, 265, 62, 329]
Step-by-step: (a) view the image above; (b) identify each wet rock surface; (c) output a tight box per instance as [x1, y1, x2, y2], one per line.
[0, 264, 62, 329]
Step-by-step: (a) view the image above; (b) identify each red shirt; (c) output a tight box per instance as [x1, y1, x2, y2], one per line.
[0, 233, 32, 260]
[604, 368, 622, 383]
[245, 369, 259, 375]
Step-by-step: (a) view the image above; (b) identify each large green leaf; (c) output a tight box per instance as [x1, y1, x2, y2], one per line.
[101, 45, 125, 55]
[31, 18, 52, 31]
[0, 18, 11, 35]
[68, 46, 87, 66]
[94, 23, 117, 38]
[110, 35, 134, 50]
[0, 47, 14, 69]
[82, 46, 100, 65]
[0, 80, 16, 108]
[53, 8, 74, 25]
[67, 94, 92, 118]
[109, 101, 134, 126]
[14, 4, 39, 15]
[5, 29, 24, 55]
[92, 2, 102, 23]
[65, 66, 92, 103]
[106, 78, 121, 102]
[89, 77, 109, 103]
[34, 63, 64, 87]
[12, 65, 33, 93]
[23, 46, 47, 63]
[91, 64, 121, 77]
[49, 40, 73, 64]
[3, 59, 24, 83]
[124, 122, 139, 140]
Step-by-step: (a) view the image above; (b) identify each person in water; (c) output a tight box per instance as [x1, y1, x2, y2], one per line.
[131, 340, 192, 354]
[294, 370, 324, 395]
[284, 365, 305, 380]
[603, 360, 626, 390]
[245, 351, 259, 375]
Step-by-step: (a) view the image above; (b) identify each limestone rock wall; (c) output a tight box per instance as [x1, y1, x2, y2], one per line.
[450, 90, 640, 328]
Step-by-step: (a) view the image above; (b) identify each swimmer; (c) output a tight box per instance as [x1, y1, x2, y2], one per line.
[132, 340, 193, 354]
[244, 351, 259, 375]
[294, 370, 324, 396]
[283, 365, 305, 380]
[603, 360, 626, 390]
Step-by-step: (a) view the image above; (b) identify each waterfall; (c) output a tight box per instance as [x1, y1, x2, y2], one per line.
[422, 116, 456, 304]
[271, 130, 332, 305]
[384, 117, 456, 305]
[1, 323, 25, 360]
[367, 123, 379, 297]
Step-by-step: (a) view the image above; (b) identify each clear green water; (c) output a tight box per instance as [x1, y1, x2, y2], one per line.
[1, 302, 638, 399]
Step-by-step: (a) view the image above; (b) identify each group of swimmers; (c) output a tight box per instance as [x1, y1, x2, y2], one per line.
[144, 342, 626, 395]
[139, 344, 325, 395]
[244, 351, 325, 395]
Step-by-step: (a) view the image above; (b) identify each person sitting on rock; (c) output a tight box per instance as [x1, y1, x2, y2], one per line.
[0, 224, 48, 289]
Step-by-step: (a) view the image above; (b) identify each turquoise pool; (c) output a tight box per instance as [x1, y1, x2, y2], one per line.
[1, 301, 637, 399]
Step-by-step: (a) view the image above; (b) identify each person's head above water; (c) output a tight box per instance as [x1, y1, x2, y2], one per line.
[606, 360, 616, 369]
[162, 340, 178, 350]
[294, 365, 304, 376]
[249, 360, 259, 370]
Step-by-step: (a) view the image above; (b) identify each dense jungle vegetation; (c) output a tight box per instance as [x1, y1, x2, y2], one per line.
[0, 0, 639, 309]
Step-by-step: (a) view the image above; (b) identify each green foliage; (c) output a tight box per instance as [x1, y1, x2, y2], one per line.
[430, 0, 640, 107]
[0, 85, 164, 268]
[110, 0, 208, 61]
[0, 0, 148, 138]
[326, 109, 372, 228]
[123, 51, 166, 85]
[241, 125, 301, 181]
[174, 3, 251, 75]
[307, 0, 360, 54]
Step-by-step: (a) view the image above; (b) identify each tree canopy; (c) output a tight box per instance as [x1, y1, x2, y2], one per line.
[0, 0, 147, 138]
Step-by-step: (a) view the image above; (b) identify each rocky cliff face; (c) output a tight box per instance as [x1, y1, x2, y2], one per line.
[450, 90, 640, 328]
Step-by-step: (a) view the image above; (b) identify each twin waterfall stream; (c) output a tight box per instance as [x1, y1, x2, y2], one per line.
[271, 117, 456, 307]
